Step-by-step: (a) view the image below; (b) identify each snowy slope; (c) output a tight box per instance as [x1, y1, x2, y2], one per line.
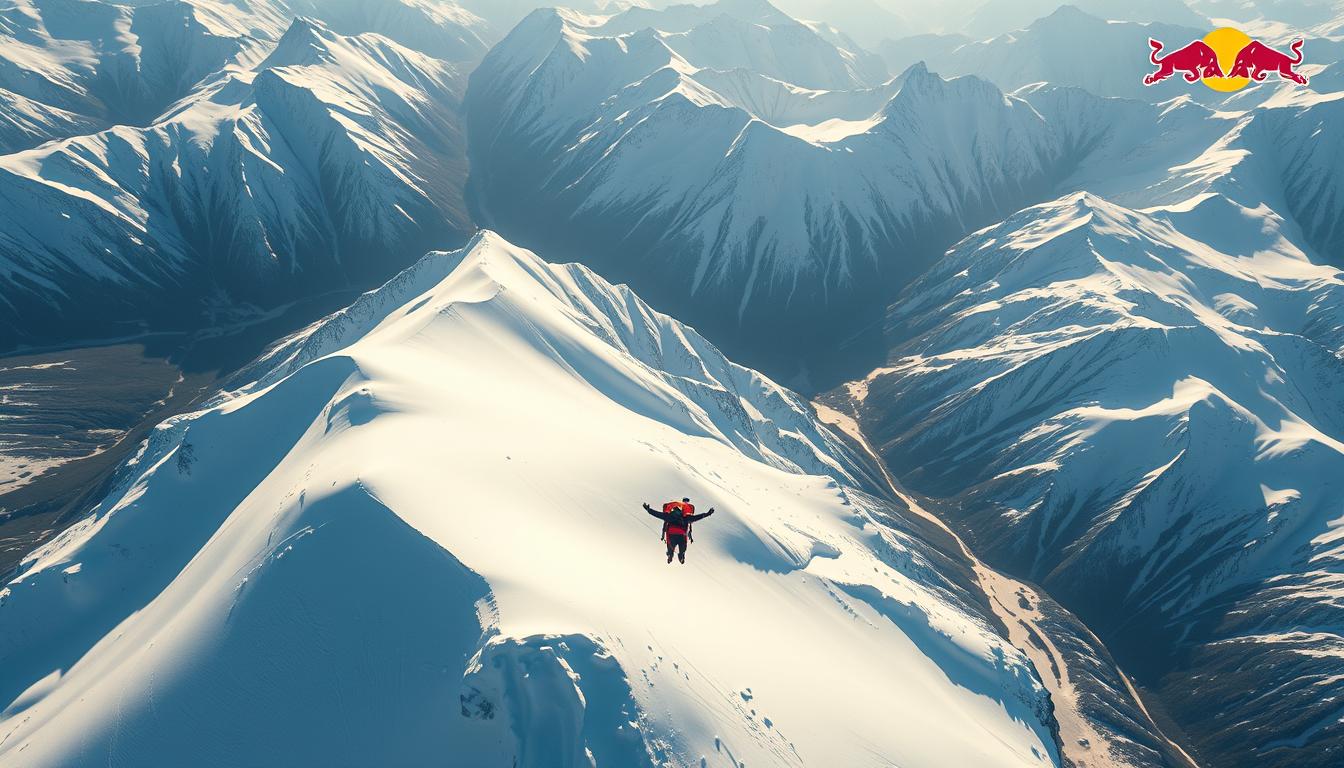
[0, 0, 262, 150]
[0, 0, 518, 153]
[0, 86, 98, 153]
[1150, 88, 1344, 266]
[0, 17, 472, 350]
[1015, 85, 1241, 204]
[834, 192, 1344, 767]
[595, 0, 888, 88]
[107, 0, 495, 59]
[1010, 76, 1344, 265]
[466, 0, 1063, 381]
[0, 232, 1065, 768]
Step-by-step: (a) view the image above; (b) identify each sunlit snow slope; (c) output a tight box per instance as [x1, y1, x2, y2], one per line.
[0, 232, 1061, 768]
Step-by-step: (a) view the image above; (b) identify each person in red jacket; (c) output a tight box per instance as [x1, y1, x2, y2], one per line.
[643, 498, 716, 564]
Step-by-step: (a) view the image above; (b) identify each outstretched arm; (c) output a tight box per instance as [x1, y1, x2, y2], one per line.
[687, 507, 715, 522]
[643, 503, 667, 520]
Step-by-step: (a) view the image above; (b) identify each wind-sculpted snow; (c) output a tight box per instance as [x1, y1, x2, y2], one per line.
[839, 192, 1344, 767]
[0, 232, 1062, 767]
[0, 17, 472, 350]
[467, 0, 1063, 381]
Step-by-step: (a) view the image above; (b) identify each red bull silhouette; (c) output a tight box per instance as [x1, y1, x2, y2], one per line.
[1227, 38, 1308, 85]
[1144, 38, 1224, 85]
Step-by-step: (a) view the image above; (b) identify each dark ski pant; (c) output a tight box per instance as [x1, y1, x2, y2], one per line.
[666, 533, 688, 562]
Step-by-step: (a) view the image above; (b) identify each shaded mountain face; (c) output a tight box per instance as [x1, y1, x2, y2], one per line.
[0, 232, 1068, 768]
[466, 0, 1068, 385]
[831, 192, 1344, 767]
[0, 16, 474, 351]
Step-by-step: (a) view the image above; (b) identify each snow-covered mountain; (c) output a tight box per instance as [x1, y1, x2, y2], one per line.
[964, 0, 1208, 36]
[829, 191, 1344, 767]
[1152, 87, 1344, 266]
[1007, 74, 1344, 267]
[887, 7, 1215, 103]
[1015, 84, 1241, 202]
[0, 0, 261, 151]
[106, 0, 495, 59]
[593, 0, 889, 87]
[1024, 78, 1344, 256]
[891, 6, 1344, 106]
[1190, 0, 1344, 29]
[2, 1, 1339, 765]
[0, 16, 473, 350]
[769, 0, 912, 47]
[467, 0, 1066, 381]
[0, 231, 1086, 767]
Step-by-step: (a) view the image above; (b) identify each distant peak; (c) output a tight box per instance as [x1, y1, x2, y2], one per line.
[261, 16, 337, 69]
[894, 60, 938, 90]
[711, 0, 785, 19]
[283, 15, 330, 38]
[1040, 5, 1101, 24]
[889, 62, 1007, 111]
[1055, 190, 1125, 217]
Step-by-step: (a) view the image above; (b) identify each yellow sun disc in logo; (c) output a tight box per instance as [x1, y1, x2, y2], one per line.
[1201, 27, 1252, 91]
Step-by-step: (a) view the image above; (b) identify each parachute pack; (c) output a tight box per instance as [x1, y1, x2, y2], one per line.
[660, 501, 695, 541]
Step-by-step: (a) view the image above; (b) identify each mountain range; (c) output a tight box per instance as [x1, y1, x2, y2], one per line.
[2, 0, 1343, 766]
[1, 232, 1157, 767]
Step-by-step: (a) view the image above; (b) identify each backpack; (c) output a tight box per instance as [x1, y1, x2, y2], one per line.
[660, 501, 695, 541]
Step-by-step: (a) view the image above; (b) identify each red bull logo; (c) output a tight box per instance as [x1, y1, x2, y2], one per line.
[1144, 28, 1308, 90]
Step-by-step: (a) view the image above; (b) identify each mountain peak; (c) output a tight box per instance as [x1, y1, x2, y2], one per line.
[707, 0, 788, 22]
[261, 16, 338, 68]
[902, 60, 932, 79]
[1040, 4, 1103, 25]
